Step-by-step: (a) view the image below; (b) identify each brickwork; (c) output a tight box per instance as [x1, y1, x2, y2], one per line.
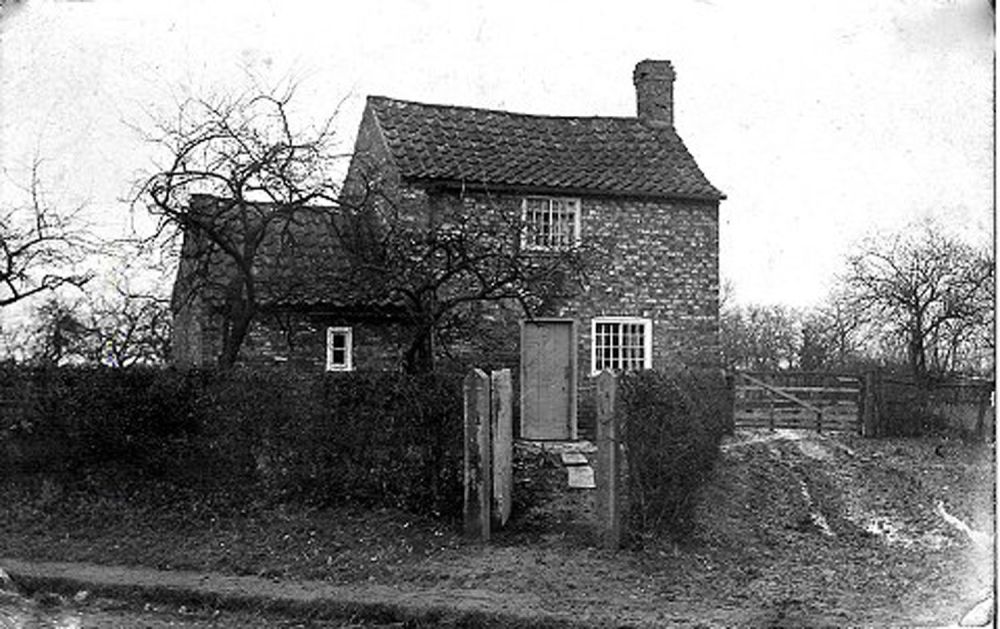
[441, 187, 721, 371]
[238, 314, 411, 373]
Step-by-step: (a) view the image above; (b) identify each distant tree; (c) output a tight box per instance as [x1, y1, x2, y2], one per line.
[798, 297, 870, 371]
[720, 302, 800, 371]
[1, 160, 90, 308]
[841, 221, 993, 382]
[135, 84, 342, 368]
[26, 296, 91, 365]
[86, 285, 171, 367]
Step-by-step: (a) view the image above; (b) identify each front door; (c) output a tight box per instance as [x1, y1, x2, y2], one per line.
[520, 319, 577, 440]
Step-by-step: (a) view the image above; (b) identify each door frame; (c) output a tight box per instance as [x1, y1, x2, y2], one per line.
[519, 318, 578, 440]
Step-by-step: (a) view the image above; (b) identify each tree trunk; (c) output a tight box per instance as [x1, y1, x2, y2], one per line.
[218, 298, 256, 370]
[403, 326, 435, 374]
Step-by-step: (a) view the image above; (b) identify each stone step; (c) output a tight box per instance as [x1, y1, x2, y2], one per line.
[560, 451, 589, 466]
[567, 465, 596, 489]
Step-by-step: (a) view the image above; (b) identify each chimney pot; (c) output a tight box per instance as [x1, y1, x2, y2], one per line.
[633, 59, 675, 127]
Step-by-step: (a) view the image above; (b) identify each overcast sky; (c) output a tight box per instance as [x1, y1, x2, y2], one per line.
[0, 0, 994, 309]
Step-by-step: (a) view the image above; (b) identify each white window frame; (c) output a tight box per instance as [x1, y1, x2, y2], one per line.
[590, 316, 653, 376]
[521, 196, 581, 250]
[326, 326, 353, 372]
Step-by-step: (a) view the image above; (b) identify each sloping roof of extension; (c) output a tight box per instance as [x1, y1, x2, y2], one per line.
[173, 196, 393, 312]
[367, 96, 724, 201]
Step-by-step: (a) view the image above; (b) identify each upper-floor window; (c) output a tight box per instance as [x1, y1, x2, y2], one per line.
[591, 317, 652, 375]
[522, 197, 580, 249]
[326, 326, 353, 371]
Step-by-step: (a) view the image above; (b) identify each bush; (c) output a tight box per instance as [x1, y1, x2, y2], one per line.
[195, 369, 464, 517]
[0, 365, 200, 473]
[1, 365, 464, 519]
[619, 368, 732, 540]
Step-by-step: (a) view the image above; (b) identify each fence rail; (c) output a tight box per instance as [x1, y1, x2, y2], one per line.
[733, 369, 995, 440]
[734, 371, 861, 433]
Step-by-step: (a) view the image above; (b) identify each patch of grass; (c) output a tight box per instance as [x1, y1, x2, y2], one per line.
[0, 469, 461, 585]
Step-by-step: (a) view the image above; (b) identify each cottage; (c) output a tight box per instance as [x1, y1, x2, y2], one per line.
[171, 59, 724, 439]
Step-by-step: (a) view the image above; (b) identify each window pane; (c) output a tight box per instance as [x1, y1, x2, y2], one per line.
[526, 197, 577, 248]
[593, 319, 649, 373]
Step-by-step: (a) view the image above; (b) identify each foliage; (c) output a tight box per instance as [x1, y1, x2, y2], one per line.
[197, 370, 464, 516]
[619, 368, 732, 540]
[0, 364, 199, 471]
[0, 365, 464, 519]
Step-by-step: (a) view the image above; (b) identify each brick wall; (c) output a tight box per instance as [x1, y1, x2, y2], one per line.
[239, 313, 411, 373]
[435, 187, 721, 372]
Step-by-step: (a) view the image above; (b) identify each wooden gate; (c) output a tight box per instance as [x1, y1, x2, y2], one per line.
[734, 371, 861, 433]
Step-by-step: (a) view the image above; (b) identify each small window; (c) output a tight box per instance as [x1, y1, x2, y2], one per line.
[591, 317, 652, 375]
[522, 197, 580, 249]
[326, 327, 353, 371]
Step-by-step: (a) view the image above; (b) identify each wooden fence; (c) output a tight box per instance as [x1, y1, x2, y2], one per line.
[734, 371, 861, 433]
[733, 370, 995, 440]
[864, 373, 994, 440]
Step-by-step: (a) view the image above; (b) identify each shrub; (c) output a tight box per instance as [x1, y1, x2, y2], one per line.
[0, 365, 200, 473]
[619, 368, 732, 540]
[1, 365, 465, 520]
[195, 369, 464, 517]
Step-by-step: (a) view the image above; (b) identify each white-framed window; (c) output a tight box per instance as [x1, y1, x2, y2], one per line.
[326, 326, 353, 371]
[522, 197, 581, 249]
[591, 317, 652, 375]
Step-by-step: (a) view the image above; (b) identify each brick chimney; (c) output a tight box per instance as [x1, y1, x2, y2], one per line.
[633, 59, 675, 127]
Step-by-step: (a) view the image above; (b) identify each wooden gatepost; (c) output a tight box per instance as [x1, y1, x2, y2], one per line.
[463, 368, 514, 542]
[491, 369, 513, 529]
[464, 369, 491, 541]
[595, 370, 623, 550]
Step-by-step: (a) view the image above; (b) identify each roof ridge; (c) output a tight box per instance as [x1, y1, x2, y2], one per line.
[366, 94, 640, 122]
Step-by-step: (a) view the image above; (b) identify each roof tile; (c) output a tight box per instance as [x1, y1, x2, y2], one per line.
[368, 97, 724, 200]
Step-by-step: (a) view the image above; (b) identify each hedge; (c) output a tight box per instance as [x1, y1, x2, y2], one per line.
[0, 365, 464, 519]
[619, 368, 732, 540]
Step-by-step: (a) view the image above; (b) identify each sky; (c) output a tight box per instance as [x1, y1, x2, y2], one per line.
[0, 0, 994, 311]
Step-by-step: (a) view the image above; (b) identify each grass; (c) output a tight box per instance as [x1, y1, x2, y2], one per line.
[0, 465, 462, 585]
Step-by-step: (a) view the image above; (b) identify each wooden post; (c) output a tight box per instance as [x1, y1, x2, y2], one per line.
[768, 393, 775, 431]
[862, 370, 879, 438]
[491, 369, 513, 529]
[463, 368, 491, 541]
[595, 370, 621, 550]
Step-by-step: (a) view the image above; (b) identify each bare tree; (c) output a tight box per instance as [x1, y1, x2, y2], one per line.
[25, 295, 91, 365]
[1, 160, 91, 308]
[335, 190, 605, 373]
[85, 283, 172, 367]
[720, 302, 801, 371]
[842, 221, 993, 382]
[798, 296, 872, 371]
[135, 84, 343, 368]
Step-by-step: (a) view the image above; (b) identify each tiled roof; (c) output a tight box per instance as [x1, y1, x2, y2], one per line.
[368, 96, 723, 201]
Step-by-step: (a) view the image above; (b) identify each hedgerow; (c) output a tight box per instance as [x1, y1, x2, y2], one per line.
[1, 365, 464, 519]
[619, 368, 732, 540]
